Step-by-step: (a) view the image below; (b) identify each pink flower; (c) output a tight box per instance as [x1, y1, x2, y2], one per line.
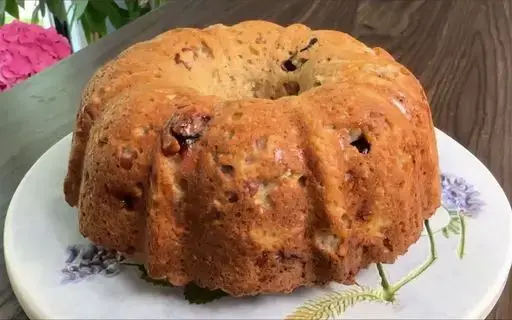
[0, 20, 72, 92]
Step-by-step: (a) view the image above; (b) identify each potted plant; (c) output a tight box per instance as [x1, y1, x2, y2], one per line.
[0, 0, 164, 43]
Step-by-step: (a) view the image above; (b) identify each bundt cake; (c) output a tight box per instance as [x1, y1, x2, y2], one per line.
[63, 20, 441, 297]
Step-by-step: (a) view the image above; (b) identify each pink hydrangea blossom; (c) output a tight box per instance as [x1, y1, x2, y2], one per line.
[0, 20, 72, 92]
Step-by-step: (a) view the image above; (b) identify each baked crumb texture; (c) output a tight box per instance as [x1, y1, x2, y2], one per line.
[63, 20, 441, 297]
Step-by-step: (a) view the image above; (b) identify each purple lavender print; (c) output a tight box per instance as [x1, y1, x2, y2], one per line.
[441, 173, 485, 217]
[437, 173, 485, 259]
[61, 244, 124, 283]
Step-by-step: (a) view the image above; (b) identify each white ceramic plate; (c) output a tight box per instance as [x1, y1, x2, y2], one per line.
[4, 129, 512, 320]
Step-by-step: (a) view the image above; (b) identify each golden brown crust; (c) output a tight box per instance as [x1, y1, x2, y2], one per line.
[63, 20, 441, 297]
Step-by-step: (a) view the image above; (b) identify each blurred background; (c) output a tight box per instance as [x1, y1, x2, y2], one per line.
[1, 0, 165, 51]
[0, 0, 165, 91]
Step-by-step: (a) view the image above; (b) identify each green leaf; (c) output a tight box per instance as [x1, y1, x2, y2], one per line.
[90, 0, 127, 29]
[4, 0, 19, 19]
[130, 263, 173, 287]
[124, 0, 137, 15]
[69, 0, 88, 32]
[31, 4, 39, 24]
[441, 212, 462, 238]
[81, 6, 107, 41]
[15, 0, 23, 9]
[183, 282, 229, 304]
[122, 262, 226, 305]
[138, 3, 151, 16]
[45, 0, 66, 23]
[120, 262, 172, 286]
[79, 14, 92, 43]
[124, 0, 151, 20]
[39, 0, 46, 17]
[0, 0, 5, 26]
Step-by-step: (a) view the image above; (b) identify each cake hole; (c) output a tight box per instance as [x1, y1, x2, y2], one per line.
[283, 81, 300, 96]
[199, 40, 214, 59]
[383, 238, 393, 251]
[349, 131, 371, 154]
[220, 165, 235, 176]
[174, 53, 191, 71]
[281, 59, 297, 72]
[298, 175, 307, 187]
[98, 136, 108, 147]
[166, 110, 212, 151]
[232, 112, 243, 120]
[226, 192, 239, 203]
[179, 178, 188, 190]
[300, 37, 318, 52]
[121, 195, 136, 210]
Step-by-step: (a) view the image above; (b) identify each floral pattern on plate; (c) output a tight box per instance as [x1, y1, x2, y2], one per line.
[60, 172, 485, 319]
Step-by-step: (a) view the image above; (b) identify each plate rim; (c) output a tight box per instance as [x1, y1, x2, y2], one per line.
[4, 129, 512, 319]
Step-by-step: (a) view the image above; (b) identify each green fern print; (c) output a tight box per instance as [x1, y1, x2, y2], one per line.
[285, 286, 387, 320]
[286, 220, 437, 320]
